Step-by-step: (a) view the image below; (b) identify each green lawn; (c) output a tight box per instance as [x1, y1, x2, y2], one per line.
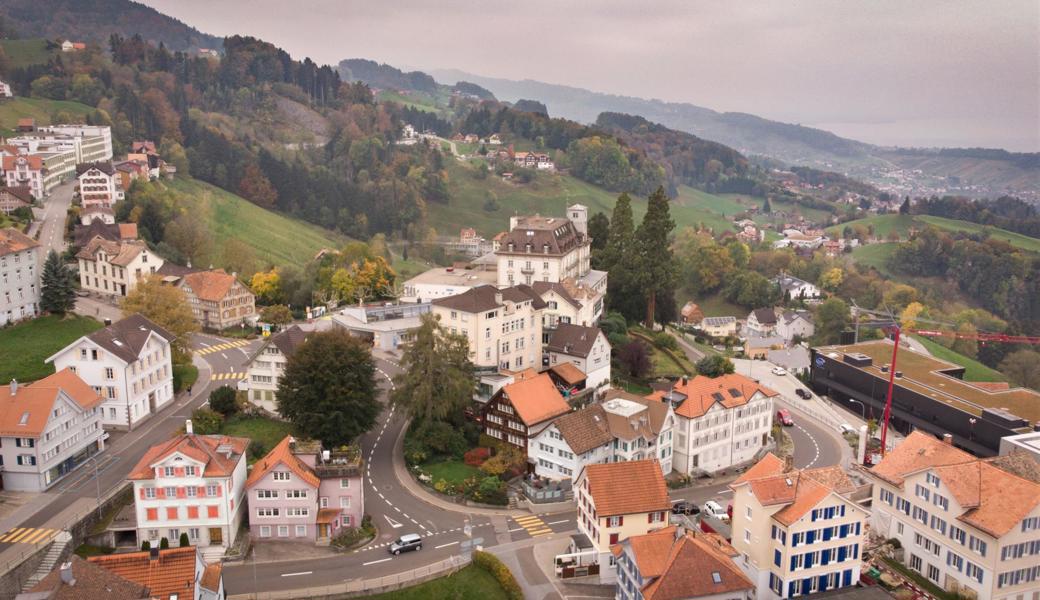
[0, 39, 55, 69]
[694, 293, 746, 318]
[850, 243, 898, 276]
[423, 460, 481, 486]
[825, 214, 918, 240]
[828, 214, 1038, 253]
[220, 415, 293, 460]
[172, 364, 198, 393]
[0, 97, 95, 137]
[165, 177, 347, 271]
[0, 315, 103, 383]
[359, 564, 508, 600]
[912, 335, 1006, 382]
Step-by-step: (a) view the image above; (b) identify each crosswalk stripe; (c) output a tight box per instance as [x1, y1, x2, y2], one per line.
[7, 529, 36, 543]
[0, 528, 25, 542]
[514, 516, 542, 524]
[22, 529, 54, 544]
[527, 528, 553, 536]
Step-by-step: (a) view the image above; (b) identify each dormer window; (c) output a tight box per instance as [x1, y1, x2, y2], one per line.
[273, 471, 290, 481]
[164, 466, 175, 477]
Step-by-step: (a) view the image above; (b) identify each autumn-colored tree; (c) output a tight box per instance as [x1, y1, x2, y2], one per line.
[818, 267, 844, 292]
[237, 163, 278, 209]
[121, 276, 199, 363]
[260, 304, 293, 325]
[250, 269, 281, 304]
[900, 302, 926, 331]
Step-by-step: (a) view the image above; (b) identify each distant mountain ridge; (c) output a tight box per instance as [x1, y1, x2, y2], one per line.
[0, 0, 222, 52]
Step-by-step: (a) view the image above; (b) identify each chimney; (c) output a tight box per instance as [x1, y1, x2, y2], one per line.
[494, 292, 503, 305]
[104, 318, 112, 326]
[783, 454, 795, 473]
[9, 379, 16, 396]
[149, 547, 159, 560]
[59, 561, 75, 586]
[942, 433, 953, 445]
[185, 419, 193, 435]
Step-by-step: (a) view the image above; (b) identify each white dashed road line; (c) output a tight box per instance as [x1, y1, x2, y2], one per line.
[793, 422, 821, 468]
[363, 558, 391, 566]
[281, 571, 312, 577]
[435, 541, 458, 549]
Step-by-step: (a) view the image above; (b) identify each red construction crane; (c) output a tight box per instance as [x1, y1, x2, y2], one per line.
[875, 325, 1040, 457]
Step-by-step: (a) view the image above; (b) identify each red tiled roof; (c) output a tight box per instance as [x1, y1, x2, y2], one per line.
[89, 546, 197, 600]
[668, 374, 778, 419]
[500, 373, 570, 427]
[246, 436, 320, 489]
[0, 227, 39, 257]
[583, 459, 670, 517]
[31, 555, 150, 599]
[0, 369, 103, 437]
[182, 269, 239, 302]
[128, 433, 249, 480]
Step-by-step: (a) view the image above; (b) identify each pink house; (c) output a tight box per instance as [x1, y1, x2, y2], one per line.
[245, 436, 364, 544]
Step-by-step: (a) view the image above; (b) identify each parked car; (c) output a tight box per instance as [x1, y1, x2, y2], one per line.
[795, 388, 811, 400]
[388, 533, 422, 555]
[703, 500, 729, 521]
[672, 501, 700, 515]
[771, 366, 788, 376]
[776, 409, 794, 426]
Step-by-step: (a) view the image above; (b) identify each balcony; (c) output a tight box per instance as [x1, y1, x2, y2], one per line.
[313, 446, 363, 479]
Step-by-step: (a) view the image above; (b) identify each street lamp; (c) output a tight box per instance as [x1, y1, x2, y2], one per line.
[969, 417, 977, 441]
[848, 399, 866, 420]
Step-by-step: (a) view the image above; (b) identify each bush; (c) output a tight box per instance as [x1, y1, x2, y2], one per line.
[209, 386, 238, 417]
[886, 537, 902, 549]
[413, 420, 468, 459]
[189, 408, 223, 434]
[653, 332, 679, 351]
[473, 550, 523, 600]
[159, 537, 169, 550]
[179, 533, 190, 547]
[480, 445, 523, 478]
[696, 354, 735, 377]
[331, 515, 376, 550]
[140, 540, 150, 551]
[464, 447, 490, 467]
[248, 441, 269, 461]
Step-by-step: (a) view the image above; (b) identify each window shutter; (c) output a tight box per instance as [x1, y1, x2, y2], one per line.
[207, 506, 219, 518]
[188, 506, 199, 519]
[618, 516, 623, 526]
[198, 486, 206, 496]
[139, 488, 146, 499]
[216, 484, 223, 497]
[157, 488, 165, 499]
[648, 513, 653, 524]
[177, 487, 186, 499]
[175, 467, 184, 477]
[146, 508, 158, 521]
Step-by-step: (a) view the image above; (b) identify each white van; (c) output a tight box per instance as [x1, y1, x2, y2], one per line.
[703, 500, 729, 521]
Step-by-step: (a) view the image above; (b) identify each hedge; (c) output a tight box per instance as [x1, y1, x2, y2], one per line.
[472, 550, 523, 600]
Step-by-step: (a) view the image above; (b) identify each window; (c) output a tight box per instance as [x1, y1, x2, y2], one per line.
[186, 486, 197, 498]
[164, 486, 177, 498]
[926, 472, 940, 487]
[256, 508, 279, 518]
[185, 466, 197, 476]
[272, 471, 290, 481]
[278, 526, 289, 537]
[880, 489, 894, 505]
[910, 554, 922, 573]
[256, 490, 277, 499]
[296, 525, 307, 537]
[340, 497, 351, 509]
[259, 526, 271, 538]
[286, 489, 307, 499]
[286, 507, 309, 517]
[206, 484, 218, 497]
[746, 506, 752, 519]
[340, 479, 351, 488]
[912, 505, 929, 524]
[966, 562, 984, 583]
[969, 535, 987, 557]
[607, 516, 622, 527]
[164, 466, 175, 477]
[744, 530, 751, 542]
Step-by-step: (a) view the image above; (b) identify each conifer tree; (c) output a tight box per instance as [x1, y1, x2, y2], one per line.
[633, 187, 677, 327]
[40, 250, 76, 315]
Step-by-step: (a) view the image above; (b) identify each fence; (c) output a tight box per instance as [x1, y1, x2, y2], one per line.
[227, 555, 470, 600]
[521, 479, 572, 504]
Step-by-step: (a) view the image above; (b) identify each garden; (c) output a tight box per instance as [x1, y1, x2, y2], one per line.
[404, 419, 523, 506]
[190, 386, 293, 463]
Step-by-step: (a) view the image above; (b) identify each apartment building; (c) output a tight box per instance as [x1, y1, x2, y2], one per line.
[545, 323, 612, 390]
[730, 454, 868, 599]
[179, 269, 256, 330]
[612, 526, 754, 600]
[246, 437, 364, 544]
[0, 186, 33, 214]
[47, 314, 175, 430]
[76, 161, 124, 209]
[0, 370, 105, 492]
[2, 153, 71, 199]
[657, 374, 779, 474]
[481, 372, 570, 454]
[0, 228, 40, 326]
[431, 284, 544, 371]
[37, 124, 114, 162]
[243, 325, 308, 413]
[77, 237, 162, 297]
[575, 459, 672, 568]
[532, 279, 604, 332]
[867, 431, 1040, 600]
[496, 208, 591, 286]
[128, 429, 249, 554]
[527, 389, 674, 481]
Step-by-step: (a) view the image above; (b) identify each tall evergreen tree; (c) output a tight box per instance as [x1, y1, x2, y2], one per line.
[390, 313, 474, 422]
[633, 187, 677, 327]
[40, 250, 76, 315]
[587, 212, 610, 253]
[598, 193, 635, 273]
[762, 196, 772, 214]
[899, 196, 911, 214]
[277, 330, 379, 447]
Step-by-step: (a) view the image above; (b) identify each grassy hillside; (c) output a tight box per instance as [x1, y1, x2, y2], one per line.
[0, 97, 95, 136]
[0, 39, 55, 68]
[165, 177, 346, 270]
[0, 315, 103, 383]
[912, 335, 1006, 383]
[829, 214, 1039, 253]
[850, 243, 898, 276]
[434, 159, 790, 238]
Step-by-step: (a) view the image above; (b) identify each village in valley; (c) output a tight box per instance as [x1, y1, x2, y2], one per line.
[0, 7, 1036, 600]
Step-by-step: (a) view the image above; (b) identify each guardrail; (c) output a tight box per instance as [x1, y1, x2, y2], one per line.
[228, 555, 470, 600]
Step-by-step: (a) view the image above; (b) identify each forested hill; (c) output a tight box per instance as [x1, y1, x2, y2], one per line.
[338, 59, 440, 93]
[596, 112, 752, 192]
[0, 0, 222, 52]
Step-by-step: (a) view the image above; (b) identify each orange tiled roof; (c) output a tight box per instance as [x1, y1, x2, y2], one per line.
[668, 374, 778, 419]
[2, 154, 44, 170]
[736, 456, 856, 526]
[501, 373, 570, 427]
[549, 362, 586, 386]
[182, 269, 240, 302]
[0, 369, 103, 437]
[89, 546, 197, 600]
[200, 562, 222, 592]
[245, 436, 320, 489]
[874, 432, 1040, 538]
[583, 459, 670, 517]
[128, 433, 249, 480]
[869, 430, 974, 487]
[31, 555, 150, 599]
[118, 223, 138, 239]
[0, 227, 39, 257]
[732, 452, 786, 485]
[619, 526, 678, 577]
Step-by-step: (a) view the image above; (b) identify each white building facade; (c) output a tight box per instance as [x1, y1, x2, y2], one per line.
[77, 238, 163, 297]
[431, 285, 544, 371]
[0, 228, 40, 326]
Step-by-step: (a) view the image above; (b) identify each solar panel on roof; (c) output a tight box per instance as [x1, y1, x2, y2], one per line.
[729, 388, 742, 398]
[711, 392, 725, 402]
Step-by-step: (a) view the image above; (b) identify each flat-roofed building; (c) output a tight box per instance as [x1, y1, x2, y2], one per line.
[811, 340, 1040, 456]
[399, 266, 498, 303]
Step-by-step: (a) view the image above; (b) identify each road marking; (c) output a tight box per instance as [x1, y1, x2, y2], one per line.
[363, 558, 391, 566]
[383, 515, 403, 528]
[793, 422, 822, 468]
[547, 519, 570, 525]
[512, 515, 552, 537]
[0, 528, 57, 545]
[435, 541, 458, 549]
[508, 527, 525, 533]
[718, 489, 733, 495]
[280, 571, 312, 577]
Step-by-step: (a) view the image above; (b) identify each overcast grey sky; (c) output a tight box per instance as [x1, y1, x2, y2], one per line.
[141, 0, 1039, 151]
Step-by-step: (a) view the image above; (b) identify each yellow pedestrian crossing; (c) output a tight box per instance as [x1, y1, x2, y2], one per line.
[196, 340, 251, 356]
[513, 515, 553, 537]
[0, 528, 58, 545]
[211, 372, 246, 381]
